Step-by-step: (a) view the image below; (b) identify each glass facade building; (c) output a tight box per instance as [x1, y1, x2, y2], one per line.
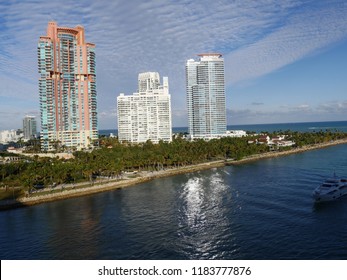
[186, 54, 226, 140]
[23, 116, 37, 140]
[38, 22, 97, 151]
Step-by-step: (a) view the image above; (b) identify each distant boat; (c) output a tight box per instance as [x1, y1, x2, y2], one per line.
[313, 174, 347, 202]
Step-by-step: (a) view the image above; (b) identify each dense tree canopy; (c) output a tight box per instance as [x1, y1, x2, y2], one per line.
[1, 130, 347, 199]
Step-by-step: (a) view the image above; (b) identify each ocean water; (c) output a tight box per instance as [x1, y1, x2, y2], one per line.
[1, 143, 347, 259]
[99, 120, 347, 136]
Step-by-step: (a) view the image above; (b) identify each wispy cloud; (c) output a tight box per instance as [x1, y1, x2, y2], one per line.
[0, 0, 346, 129]
[225, 1, 347, 84]
[317, 101, 347, 114]
[228, 100, 347, 125]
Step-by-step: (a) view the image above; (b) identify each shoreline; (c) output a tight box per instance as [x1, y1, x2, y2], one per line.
[1, 138, 347, 210]
[228, 138, 347, 164]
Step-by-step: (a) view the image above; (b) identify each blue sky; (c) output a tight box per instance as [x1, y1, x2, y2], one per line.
[0, 0, 346, 130]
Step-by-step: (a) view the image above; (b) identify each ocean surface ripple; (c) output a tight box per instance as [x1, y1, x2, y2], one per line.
[1, 144, 347, 259]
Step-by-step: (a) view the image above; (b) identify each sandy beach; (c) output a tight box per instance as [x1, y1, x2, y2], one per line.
[1, 138, 347, 210]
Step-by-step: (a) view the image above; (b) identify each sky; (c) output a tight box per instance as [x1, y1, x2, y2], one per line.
[0, 0, 346, 130]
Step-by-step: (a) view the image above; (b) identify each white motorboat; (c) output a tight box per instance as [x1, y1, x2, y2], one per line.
[313, 176, 347, 202]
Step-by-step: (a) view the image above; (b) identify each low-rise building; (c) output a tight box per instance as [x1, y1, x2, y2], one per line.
[0, 130, 23, 144]
[226, 130, 247, 137]
[255, 134, 295, 149]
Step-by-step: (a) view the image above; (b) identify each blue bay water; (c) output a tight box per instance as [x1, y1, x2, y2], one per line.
[1, 142, 347, 259]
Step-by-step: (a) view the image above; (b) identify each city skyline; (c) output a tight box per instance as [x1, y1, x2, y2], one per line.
[1, 0, 347, 130]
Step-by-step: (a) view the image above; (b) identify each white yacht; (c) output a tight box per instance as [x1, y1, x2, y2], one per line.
[313, 176, 347, 202]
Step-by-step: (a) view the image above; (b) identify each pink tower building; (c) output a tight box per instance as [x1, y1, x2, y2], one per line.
[38, 22, 98, 151]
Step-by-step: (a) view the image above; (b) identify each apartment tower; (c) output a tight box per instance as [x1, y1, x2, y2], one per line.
[38, 21, 97, 151]
[186, 53, 226, 140]
[23, 116, 37, 140]
[117, 72, 172, 143]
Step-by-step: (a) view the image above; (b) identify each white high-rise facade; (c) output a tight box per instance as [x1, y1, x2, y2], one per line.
[117, 72, 172, 143]
[186, 53, 226, 140]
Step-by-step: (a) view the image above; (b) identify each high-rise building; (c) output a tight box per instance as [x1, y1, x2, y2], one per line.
[117, 72, 172, 143]
[38, 22, 97, 151]
[23, 116, 37, 140]
[186, 53, 226, 140]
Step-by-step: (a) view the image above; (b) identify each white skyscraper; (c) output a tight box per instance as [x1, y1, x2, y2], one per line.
[186, 53, 226, 140]
[117, 72, 172, 143]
